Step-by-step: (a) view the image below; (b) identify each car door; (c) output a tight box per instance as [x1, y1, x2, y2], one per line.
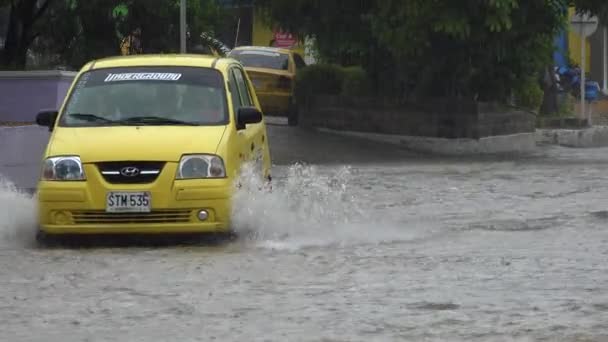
[229, 65, 265, 174]
[292, 52, 307, 73]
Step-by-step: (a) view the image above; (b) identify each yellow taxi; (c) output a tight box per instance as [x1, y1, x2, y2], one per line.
[227, 46, 307, 125]
[34, 54, 272, 243]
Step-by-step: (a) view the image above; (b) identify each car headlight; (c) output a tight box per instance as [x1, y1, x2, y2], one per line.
[41, 156, 86, 181]
[176, 154, 226, 179]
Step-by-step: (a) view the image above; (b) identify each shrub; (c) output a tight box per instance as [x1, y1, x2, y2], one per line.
[294, 63, 371, 103]
[294, 63, 344, 103]
[514, 76, 544, 113]
[557, 92, 576, 117]
[341, 66, 371, 97]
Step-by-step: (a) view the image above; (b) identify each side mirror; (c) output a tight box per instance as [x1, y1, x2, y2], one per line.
[236, 107, 262, 130]
[36, 110, 58, 131]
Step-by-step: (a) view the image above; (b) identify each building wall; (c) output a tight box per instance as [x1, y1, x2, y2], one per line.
[0, 125, 50, 190]
[589, 24, 605, 84]
[566, 7, 607, 89]
[567, 7, 592, 70]
[0, 71, 76, 123]
[251, 11, 273, 47]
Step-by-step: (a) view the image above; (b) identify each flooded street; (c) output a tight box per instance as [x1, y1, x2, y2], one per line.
[2, 124, 608, 341]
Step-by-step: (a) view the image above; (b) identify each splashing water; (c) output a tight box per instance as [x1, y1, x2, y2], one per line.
[0, 163, 414, 250]
[0, 176, 37, 247]
[231, 163, 408, 250]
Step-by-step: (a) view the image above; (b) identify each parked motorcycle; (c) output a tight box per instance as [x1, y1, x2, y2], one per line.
[555, 65, 601, 101]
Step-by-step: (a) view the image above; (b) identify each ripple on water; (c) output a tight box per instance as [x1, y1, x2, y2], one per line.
[467, 217, 566, 232]
[409, 302, 461, 311]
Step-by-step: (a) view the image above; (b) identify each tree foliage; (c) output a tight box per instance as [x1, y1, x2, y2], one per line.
[372, 0, 568, 100]
[1, 0, 55, 69]
[2, 0, 607, 103]
[1, 0, 226, 70]
[254, 0, 376, 67]
[255, 0, 607, 103]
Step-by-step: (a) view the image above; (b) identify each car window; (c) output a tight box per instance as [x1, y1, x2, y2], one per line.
[293, 53, 307, 70]
[231, 67, 253, 107]
[59, 66, 229, 127]
[228, 49, 289, 71]
[228, 69, 242, 111]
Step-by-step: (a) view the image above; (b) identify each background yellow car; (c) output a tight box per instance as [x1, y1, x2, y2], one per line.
[227, 46, 307, 126]
[34, 54, 272, 244]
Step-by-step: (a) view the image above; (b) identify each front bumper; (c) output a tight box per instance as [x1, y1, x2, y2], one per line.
[36, 162, 234, 235]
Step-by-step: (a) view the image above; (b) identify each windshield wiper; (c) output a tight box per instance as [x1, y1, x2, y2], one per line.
[118, 116, 200, 126]
[67, 113, 117, 123]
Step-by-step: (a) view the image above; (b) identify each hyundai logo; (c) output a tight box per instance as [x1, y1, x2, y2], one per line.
[120, 166, 140, 177]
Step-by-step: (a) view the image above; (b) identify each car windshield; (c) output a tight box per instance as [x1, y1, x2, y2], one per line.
[228, 49, 289, 70]
[59, 66, 228, 127]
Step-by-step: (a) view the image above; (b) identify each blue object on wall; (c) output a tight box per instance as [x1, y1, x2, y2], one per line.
[585, 81, 600, 101]
[553, 31, 568, 68]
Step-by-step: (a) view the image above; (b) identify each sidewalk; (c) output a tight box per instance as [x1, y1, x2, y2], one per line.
[536, 125, 608, 147]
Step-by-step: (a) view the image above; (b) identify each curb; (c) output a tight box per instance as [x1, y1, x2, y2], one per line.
[535, 126, 608, 148]
[315, 128, 537, 156]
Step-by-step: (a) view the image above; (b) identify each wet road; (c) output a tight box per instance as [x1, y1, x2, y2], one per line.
[2, 122, 608, 341]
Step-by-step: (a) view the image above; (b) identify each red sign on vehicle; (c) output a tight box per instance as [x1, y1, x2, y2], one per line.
[272, 31, 297, 48]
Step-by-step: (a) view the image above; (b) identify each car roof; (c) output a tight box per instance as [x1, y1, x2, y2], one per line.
[230, 46, 293, 54]
[84, 54, 240, 71]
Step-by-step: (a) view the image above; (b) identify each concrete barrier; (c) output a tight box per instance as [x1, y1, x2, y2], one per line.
[298, 95, 537, 155]
[0, 125, 50, 190]
[0, 70, 76, 123]
[317, 128, 536, 155]
[536, 126, 608, 147]
[0, 70, 75, 189]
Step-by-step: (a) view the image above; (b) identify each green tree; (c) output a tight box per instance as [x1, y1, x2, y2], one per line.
[1, 0, 55, 69]
[254, 0, 576, 104]
[252, 0, 396, 95]
[254, 0, 375, 66]
[115, 0, 223, 54]
[372, 0, 568, 101]
[2, 0, 226, 70]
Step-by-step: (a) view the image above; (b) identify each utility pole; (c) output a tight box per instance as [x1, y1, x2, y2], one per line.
[180, 0, 187, 53]
[603, 26, 607, 94]
[234, 18, 241, 48]
[571, 11, 599, 124]
[581, 33, 586, 122]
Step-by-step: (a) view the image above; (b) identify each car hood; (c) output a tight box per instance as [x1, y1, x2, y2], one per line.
[46, 125, 227, 163]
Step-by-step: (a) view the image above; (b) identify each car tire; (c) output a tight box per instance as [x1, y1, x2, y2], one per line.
[287, 99, 298, 126]
[35, 230, 60, 248]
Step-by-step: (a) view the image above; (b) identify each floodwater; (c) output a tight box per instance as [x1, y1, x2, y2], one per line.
[1, 123, 608, 341]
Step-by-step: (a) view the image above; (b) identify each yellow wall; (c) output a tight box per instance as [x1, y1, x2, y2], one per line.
[252, 11, 274, 47]
[568, 7, 592, 70]
[251, 9, 305, 56]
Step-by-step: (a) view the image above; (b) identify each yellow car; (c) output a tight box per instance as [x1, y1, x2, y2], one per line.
[227, 46, 307, 125]
[33, 54, 272, 243]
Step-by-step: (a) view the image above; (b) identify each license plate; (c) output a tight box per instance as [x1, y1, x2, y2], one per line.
[106, 192, 151, 213]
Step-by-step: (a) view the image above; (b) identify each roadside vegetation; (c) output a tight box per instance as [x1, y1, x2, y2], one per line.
[255, 0, 608, 115]
[1, 0, 607, 116]
[0, 0, 227, 70]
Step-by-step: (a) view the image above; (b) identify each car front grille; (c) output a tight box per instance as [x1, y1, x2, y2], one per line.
[96, 161, 166, 184]
[71, 210, 192, 224]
